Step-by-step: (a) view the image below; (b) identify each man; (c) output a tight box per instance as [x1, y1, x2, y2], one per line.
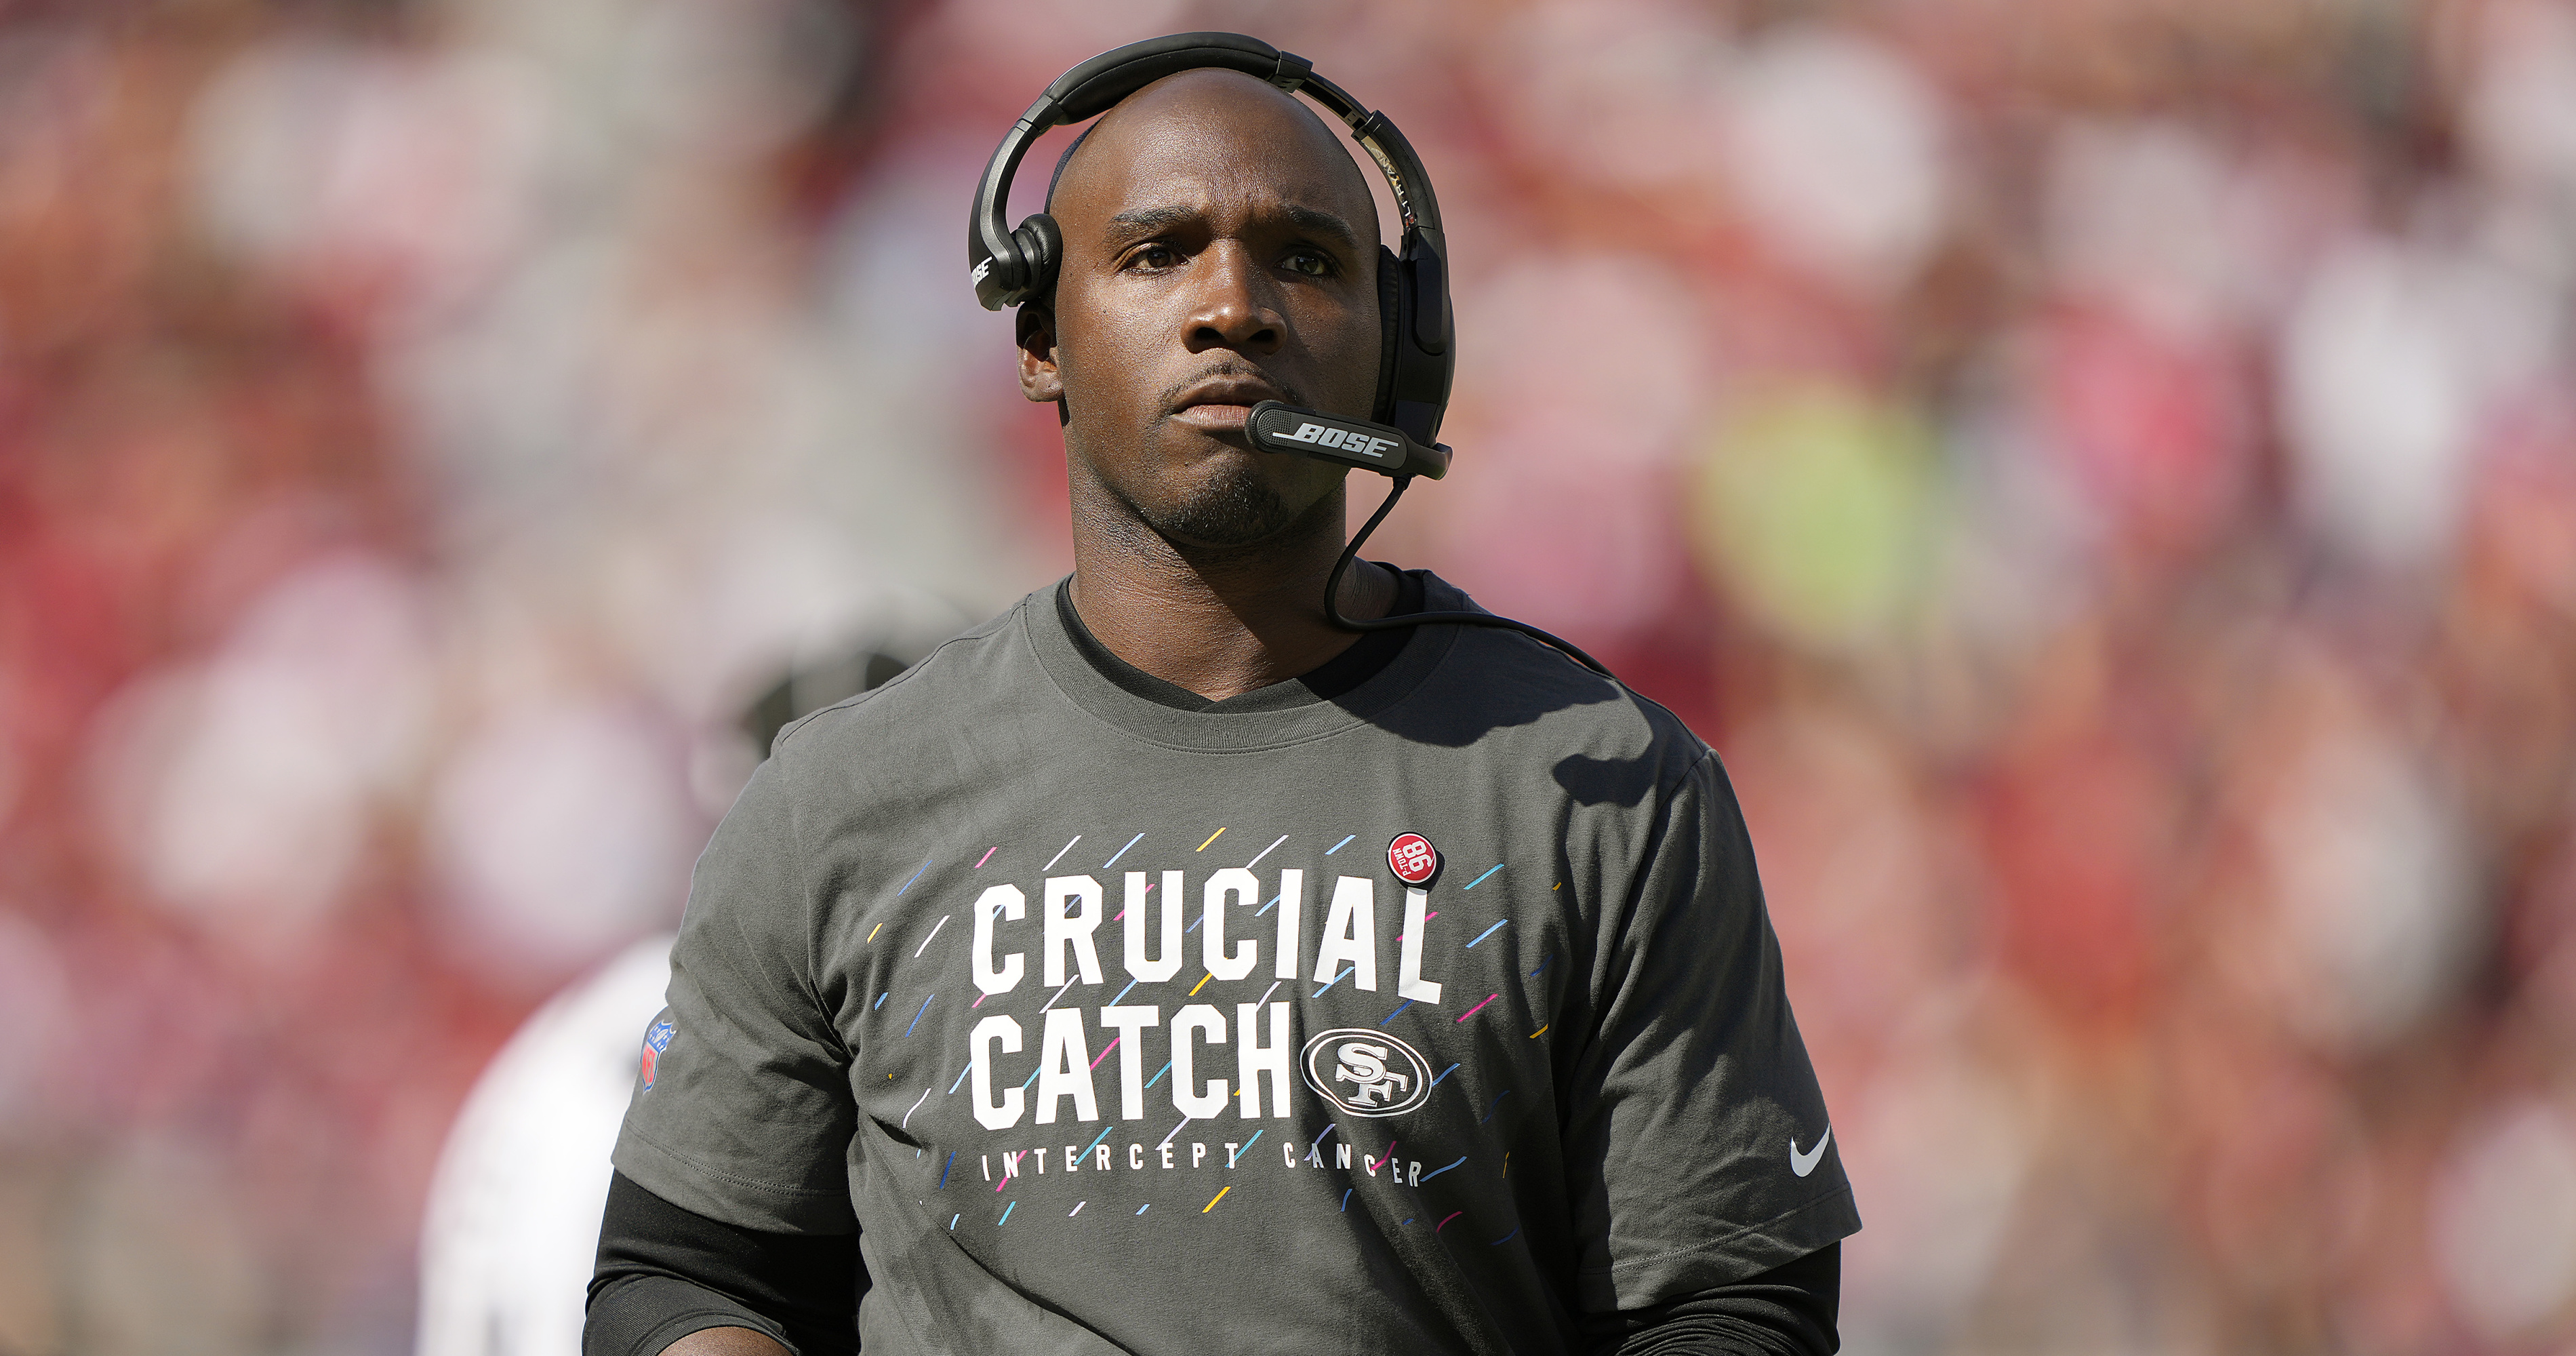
[587, 55, 1857, 1356]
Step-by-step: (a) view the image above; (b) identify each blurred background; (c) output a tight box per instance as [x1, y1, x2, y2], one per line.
[4, 0, 2575, 1351]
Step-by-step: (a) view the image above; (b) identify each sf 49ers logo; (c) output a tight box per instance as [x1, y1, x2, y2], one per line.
[1302, 1029, 1433, 1117]
[1387, 833, 1440, 885]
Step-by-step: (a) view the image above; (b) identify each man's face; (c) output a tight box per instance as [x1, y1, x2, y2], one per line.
[1025, 71, 1382, 549]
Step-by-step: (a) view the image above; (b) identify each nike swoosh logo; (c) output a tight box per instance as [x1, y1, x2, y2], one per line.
[1789, 1127, 1831, 1178]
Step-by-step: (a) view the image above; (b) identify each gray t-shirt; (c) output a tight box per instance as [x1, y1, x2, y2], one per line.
[614, 572, 1859, 1355]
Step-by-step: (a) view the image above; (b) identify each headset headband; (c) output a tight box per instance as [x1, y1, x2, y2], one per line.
[967, 32, 1453, 445]
[968, 34, 1443, 300]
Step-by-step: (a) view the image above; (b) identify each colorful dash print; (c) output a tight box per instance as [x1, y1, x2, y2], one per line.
[906, 994, 935, 1036]
[897, 858, 933, 894]
[1327, 835, 1355, 854]
[1103, 833, 1143, 869]
[1203, 1185, 1231, 1212]
[1462, 863, 1504, 890]
[913, 915, 950, 957]
[1243, 834, 1287, 869]
[1196, 827, 1226, 852]
[1043, 835, 1081, 871]
[1420, 1156, 1464, 1184]
[1466, 919, 1508, 948]
[1457, 993, 1499, 1022]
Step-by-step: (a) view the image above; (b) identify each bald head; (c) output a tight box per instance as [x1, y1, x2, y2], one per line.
[1046, 70, 1376, 234]
[1016, 67, 1388, 550]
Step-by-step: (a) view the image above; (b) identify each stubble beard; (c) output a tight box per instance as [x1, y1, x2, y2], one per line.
[1146, 459, 1293, 548]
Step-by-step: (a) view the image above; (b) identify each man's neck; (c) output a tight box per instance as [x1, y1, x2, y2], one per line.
[1066, 489, 1397, 703]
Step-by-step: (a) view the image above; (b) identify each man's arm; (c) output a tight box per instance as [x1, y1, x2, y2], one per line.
[1582, 1242, 1840, 1356]
[1563, 750, 1861, 1349]
[592, 750, 867, 1353]
[586, 1171, 859, 1356]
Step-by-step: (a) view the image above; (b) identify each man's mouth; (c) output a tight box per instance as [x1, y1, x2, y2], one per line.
[1167, 376, 1289, 432]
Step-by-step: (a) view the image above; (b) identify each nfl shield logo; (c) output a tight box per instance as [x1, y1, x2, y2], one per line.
[640, 1017, 675, 1092]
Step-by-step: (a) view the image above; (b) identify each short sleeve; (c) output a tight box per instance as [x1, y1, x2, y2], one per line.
[1563, 752, 1860, 1312]
[611, 755, 858, 1234]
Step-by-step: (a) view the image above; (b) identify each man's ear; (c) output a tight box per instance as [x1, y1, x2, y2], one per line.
[1016, 304, 1064, 405]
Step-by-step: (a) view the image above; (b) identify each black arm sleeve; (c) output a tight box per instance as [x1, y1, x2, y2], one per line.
[586, 1170, 864, 1356]
[1581, 1243, 1841, 1356]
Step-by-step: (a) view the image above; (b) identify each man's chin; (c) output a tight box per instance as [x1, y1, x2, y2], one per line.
[1146, 473, 1295, 547]
[1089, 421, 1337, 549]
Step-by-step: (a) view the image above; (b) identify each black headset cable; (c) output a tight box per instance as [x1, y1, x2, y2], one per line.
[1324, 476, 1614, 678]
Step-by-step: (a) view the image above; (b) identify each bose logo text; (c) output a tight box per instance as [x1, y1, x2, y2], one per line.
[971, 258, 993, 283]
[1280, 422, 1396, 459]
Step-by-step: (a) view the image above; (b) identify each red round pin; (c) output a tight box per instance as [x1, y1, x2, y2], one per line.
[1387, 833, 1440, 885]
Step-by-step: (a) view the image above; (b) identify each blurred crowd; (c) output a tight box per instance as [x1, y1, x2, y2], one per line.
[4, 0, 2576, 1351]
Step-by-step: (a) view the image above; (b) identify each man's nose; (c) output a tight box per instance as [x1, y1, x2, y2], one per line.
[1184, 243, 1283, 355]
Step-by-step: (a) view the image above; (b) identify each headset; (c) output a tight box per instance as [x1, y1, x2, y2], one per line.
[969, 32, 1609, 677]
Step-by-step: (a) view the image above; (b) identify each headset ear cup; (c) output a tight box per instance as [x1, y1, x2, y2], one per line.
[1373, 245, 1402, 425]
[1013, 214, 1064, 305]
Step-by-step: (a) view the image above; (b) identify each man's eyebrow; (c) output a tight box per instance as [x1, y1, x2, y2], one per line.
[1102, 202, 1367, 252]
[1282, 203, 1365, 252]
[1106, 205, 1196, 238]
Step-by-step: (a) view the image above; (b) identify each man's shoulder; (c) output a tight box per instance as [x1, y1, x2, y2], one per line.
[766, 591, 1040, 759]
[1402, 571, 1712, 799]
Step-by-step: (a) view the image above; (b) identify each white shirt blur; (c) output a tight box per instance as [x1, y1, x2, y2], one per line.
[417, 934, 674, 1356]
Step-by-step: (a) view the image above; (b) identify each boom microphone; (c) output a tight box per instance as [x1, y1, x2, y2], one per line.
[1245, 401, 1451, 481]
